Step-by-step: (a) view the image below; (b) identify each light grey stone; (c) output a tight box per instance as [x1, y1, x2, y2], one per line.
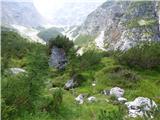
[88, 96, 96, 102]
[110, 87, 124, 98]
[125, 97, 157, 118]
[118, 97, 127, 103]
[75, 94, 84, 104]
[9, 68, 26, 75]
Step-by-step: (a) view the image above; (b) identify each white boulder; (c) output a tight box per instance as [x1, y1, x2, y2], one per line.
[75, 94, 84, 104]
[9, 68, 26, 75]
[88, 96, 96, 102]
[125, 97, 157, 118]
[110, 87, 124, 98]
[118, 97, 127, 103]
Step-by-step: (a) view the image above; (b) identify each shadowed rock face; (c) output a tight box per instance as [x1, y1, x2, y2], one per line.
[49, 47, 67, 70]
[79, 1, 160, 50]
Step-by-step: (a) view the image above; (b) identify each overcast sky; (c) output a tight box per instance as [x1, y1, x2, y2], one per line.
[1, 0, 106, 3]
[1, 0, 32, 2]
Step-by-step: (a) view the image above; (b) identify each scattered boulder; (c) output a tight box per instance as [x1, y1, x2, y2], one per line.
[64, 79, 75, 90]
[64, 74, 84, 90]
[125, 97, 157, 118]
[75, 94, 84, 104]
[9, 68, 26, 75]
[88, 96, 96, 102]
[110, 87, 124, 98]
[118, 97, 127, 103]
[49, 47, 67, 70]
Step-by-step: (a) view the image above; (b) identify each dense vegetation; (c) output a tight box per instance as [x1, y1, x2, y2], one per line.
[117, 41, 160, 69]
[1, 30, 160, 120]
[48, 35, 74, 54]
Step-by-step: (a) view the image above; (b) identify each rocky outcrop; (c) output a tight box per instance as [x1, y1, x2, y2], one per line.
[78, 1, 160, 50]
[125, 97, 157, 118]
[49, 47, 67, 70]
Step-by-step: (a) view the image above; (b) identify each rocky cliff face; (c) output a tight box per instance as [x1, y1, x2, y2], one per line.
[1, 1, 46, 27]
[49, 47, 67, 70]
[79, 1, 160, 50]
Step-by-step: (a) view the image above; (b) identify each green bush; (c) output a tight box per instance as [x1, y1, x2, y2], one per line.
[1, 74, 30, 120]
[43, 88, 63, 113]
[79, 50, 105, 69]
[1, 99, 17, 120]
[26, 49, 49, 108]
[117, 41, 160, 69]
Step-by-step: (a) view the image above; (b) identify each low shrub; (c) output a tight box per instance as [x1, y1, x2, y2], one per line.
[117, 41, 160, 69]
[98, 106, 125, 120]
[1, 99, 17, 120]
[46, 88, 63, 113]
[95, 65, 139, 88]
[79, 50, 105, 69]
[1, 74, 31, 120]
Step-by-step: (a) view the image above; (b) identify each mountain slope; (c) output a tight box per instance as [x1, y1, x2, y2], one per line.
[78, 1, 160, 50]
[1, 1, 46, 27]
